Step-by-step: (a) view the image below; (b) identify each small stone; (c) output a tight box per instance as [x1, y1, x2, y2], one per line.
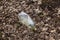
[38, 0, 42, 5]
[57, 27, 60, 30]
[59, 39, 60, 40]
[11, 34, 16, 36]
[40, 21, 44, 25]
[58, 8, 60, 14]
[49, 37, 55, 40]
[0, 6, 3, 10]
[34, 9, 42, 14]
[42, 27, 48, 31]
[22, 30, 27, 34]
[36, 23, 40, 25]
[0, 17, 2, 19]
[46, 17, 51, 21]
[3, 23, 5, 25]
[2, 35, 5, 37]
[50, 30, 56, 33]
[45, 24, 49, 26]
[33, 0, 37, 2]
[21, 1, 25, 4]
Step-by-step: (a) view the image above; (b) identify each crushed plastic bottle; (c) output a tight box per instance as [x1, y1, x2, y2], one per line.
[18, 11, 36, 30]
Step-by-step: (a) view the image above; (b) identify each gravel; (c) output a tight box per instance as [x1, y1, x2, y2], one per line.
[0, 0, 60, 40]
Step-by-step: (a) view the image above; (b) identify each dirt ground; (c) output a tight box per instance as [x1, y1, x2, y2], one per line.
[0, 0, 60, 40]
